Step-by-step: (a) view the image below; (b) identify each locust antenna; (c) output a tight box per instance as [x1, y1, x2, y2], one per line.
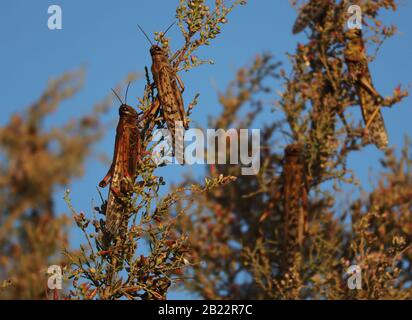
[157, 21, 176, 45]
[111, 88, 124, 105]
[124, 81, 131, 104]
[137, 24, 154, 46]
[163, 21, 176, 37]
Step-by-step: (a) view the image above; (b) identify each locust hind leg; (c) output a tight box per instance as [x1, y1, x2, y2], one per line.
[174, 73, 190, 129]
[99, 163, 115, 188]
[175, 73, 185, 94]
[358, 76, 383, 103]
[143, 96, 161, 120]
[143, 97, 161, 136]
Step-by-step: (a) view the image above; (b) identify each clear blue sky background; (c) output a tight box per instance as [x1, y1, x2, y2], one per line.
[0, 0, 411, 299]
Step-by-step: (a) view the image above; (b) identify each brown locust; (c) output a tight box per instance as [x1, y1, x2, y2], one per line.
[138, 24, 188, 164]
[99, 87, 142, 238]
[282, 143, 308, 265]
[344, 29, 388, 150]
[292, 0, 331, 34]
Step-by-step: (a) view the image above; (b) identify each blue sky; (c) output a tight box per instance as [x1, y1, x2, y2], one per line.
[0, 0, 411, 299]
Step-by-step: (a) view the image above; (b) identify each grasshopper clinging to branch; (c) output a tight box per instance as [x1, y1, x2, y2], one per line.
[99, 85, 142, 239]
[282, 143, 309, 268]
[138, 23, 189, 164]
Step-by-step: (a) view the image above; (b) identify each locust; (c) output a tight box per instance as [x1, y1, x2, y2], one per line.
[344, 29, 388, 150]
[282, 143, 308, 266]
[99, 86, 142, 238]
[138, 23, 188, 164]
[292, 0, 331, 34]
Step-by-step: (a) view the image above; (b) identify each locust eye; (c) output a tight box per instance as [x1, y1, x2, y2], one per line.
[119, 105, 130, 114]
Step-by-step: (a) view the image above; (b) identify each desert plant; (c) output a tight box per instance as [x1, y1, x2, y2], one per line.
[65, 0, 246, 300]
[0, 69, 123, 299]
[174, 0, 411, 300]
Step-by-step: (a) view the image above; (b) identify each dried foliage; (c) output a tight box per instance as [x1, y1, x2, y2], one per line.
[64, 0, 245, 300]
[175, 0, 412, 299]
[0, 69, 117, 299]
[1, 0, 411, 301]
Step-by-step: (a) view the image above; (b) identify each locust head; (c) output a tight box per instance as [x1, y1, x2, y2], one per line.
[149, 44, 170, 69]
[150, 44, 166, 57]
[138, 23, 175, 60]
[285, 143, 302, 156]
[111, 84, 137, 119]
[344, 29, 364, 57]
[119, 104, 138, 118]
[284, 143, 303, 164]
[345, 28, 362, 41]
